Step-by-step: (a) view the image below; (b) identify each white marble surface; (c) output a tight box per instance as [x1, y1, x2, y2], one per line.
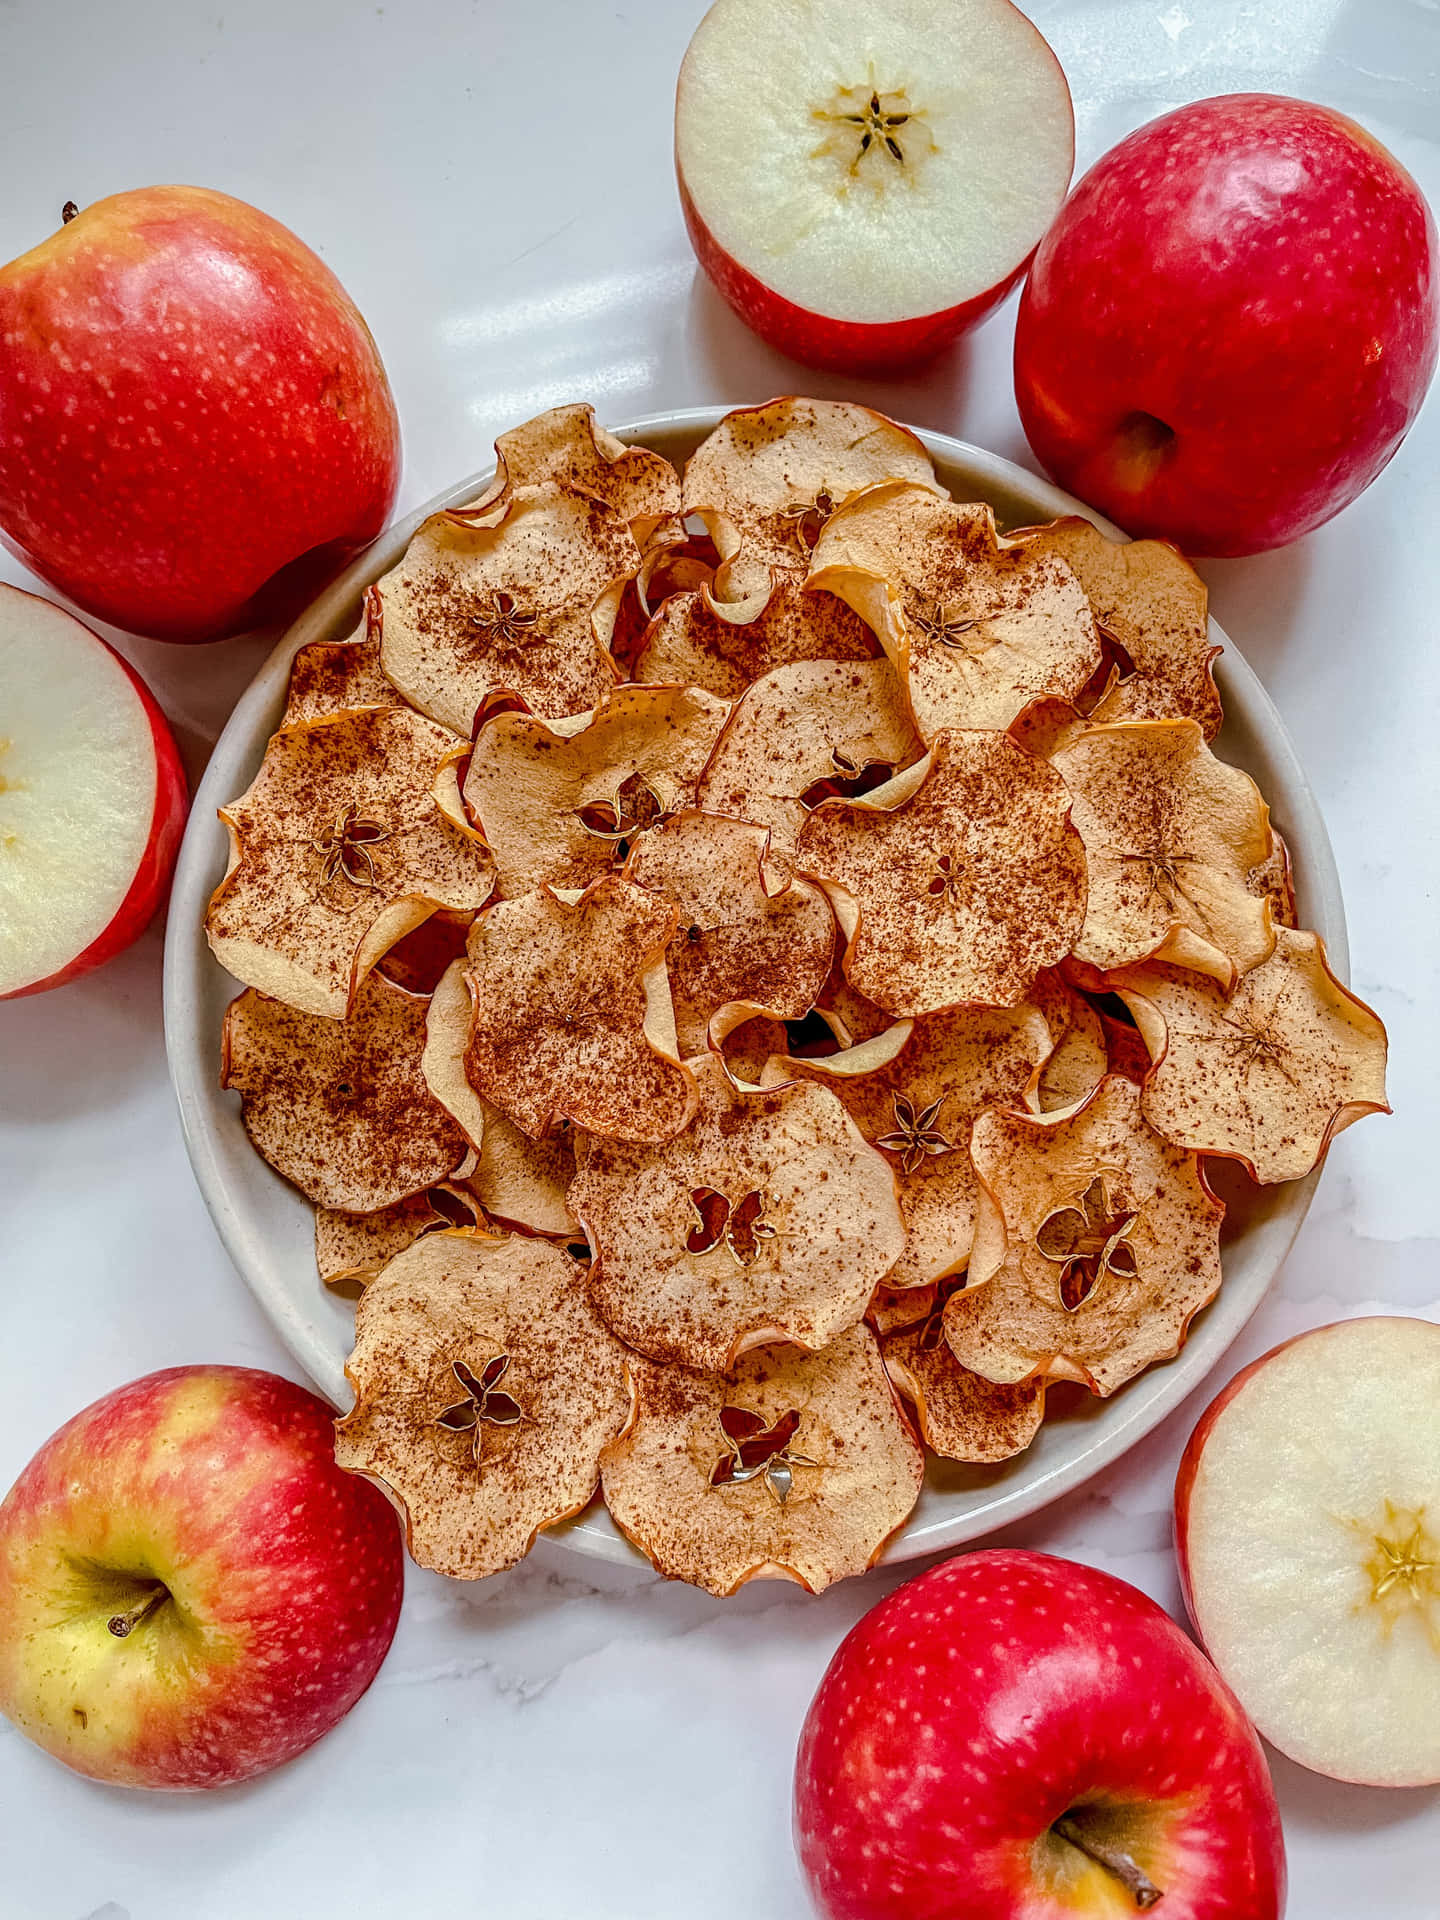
[2, 1, 1437, 1913]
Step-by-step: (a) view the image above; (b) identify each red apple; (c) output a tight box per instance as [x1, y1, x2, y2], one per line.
[1014, 94, 1439, 555]
[795, 1549, 1285, 1920]
[1177, 1315, 1440, 1789]
[675, 0, 1073, 375]
[0, 1366, 404, 1789]
[0, 186, 401, 641]
[0, 582, 188, 999]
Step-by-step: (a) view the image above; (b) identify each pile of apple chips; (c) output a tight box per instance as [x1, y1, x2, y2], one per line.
[207, 398, 1389, 1596]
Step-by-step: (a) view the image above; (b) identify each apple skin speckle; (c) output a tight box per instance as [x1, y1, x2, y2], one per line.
[793, 1547, 1285, 1920]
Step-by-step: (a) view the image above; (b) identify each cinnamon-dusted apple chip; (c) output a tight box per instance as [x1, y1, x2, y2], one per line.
[463, 683, 730, 896]
[696, 657, 923, 860]
[421, 959, 580, 1233]
[633, 575, 874, 698]
[683, 397, 940, 606]
[599, 1324, 924, 1595]
[466, 403, 679, 545]
[206, 705, 495, 1019]
[868, 1280, 937, 1338]
[463, 876, 695, 1143]
[882, 1280, 1047, 1462]
[375, 482, 639, 732]
[1247, 829, 1298, 930]
[807, 482, 1102, 736]
[1016, 517, 1223, 738]
[1052, 720, 1273, 986]
[315, 1185, 483, 1295]
[1031, 971, 1108, 1113]
[774, 999, 1052, 1290]
[624, 812, 834, 1053]
[221, 972, 470, 1211]
[797, 731, 1087, 1015]
[283, 600, 400, 724]
[943, 1076, 1225, 1395]
[335, 1230, 629, 1580]
[1112, 929, 1389, 1182]
[569, 1052, 904, 1370]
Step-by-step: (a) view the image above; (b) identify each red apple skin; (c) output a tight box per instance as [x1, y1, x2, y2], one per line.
[0, 595, 189, 1001]
[679, 172, 1028, 374]
[0, 1366, 404, 1789]
[1014, 95, 1439, 556]
[0, 186, 401, 641]
[794, 1548, 1285, 1920]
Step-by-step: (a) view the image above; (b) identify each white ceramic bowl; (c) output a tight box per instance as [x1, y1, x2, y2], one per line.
[164, 408, 1346, 1571]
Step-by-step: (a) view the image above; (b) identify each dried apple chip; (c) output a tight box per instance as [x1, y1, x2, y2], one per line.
[1016, 517, 1223, 738]
[1031, 971, 1108, 1113]
[463, 876, 695, 1143]
[808, 483, 1102, 737]
[1112, 929, 1390, 1182]
[683, 397, 940, 605]
[696, 657, 923, 860]
[315, 1185, 483, 1294]
[335, 1230, 630, 1580]
[1247, 828, 1298, 930]
[882, 1281, 1047, 1462]
[797, 730, 1087, 1015]
[943, 1076, 1225, 1395]
[465, 403, 680, 544]
[569, 1052, 904, 1370]
[375, 482, 639, 732]
[206, 705, 495, 1019]
[633, 574, 874, 699]
[775, 999, 1052, 1290]
[421, 958, 579, 1233]
[623, 812, 834, 1053]
[599, 1324, 924, 1595]
[221, 972, 470, 1211]
[283, 600, 401, 725]
[1052, 720, 1273, 985]
[463, 684, 730, 897]
[868, 1280, 937, 1338]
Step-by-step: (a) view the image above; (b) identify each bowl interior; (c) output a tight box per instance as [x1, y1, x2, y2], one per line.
[164, 410, 1346, 1570]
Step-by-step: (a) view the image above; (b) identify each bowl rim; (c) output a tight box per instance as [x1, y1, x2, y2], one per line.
[163, 405, 1346, 1571]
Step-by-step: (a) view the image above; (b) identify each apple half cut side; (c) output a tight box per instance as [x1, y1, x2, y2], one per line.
[1177, 1316, 1440, 1788]
[675, 0, 1074, 374]
[0, 583, 188, 999]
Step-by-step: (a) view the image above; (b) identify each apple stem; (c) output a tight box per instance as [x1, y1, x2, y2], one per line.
[61, 201, 79, 224]
[1052, 1815, 1164, 1910]
[107, 1584, 168, 1639]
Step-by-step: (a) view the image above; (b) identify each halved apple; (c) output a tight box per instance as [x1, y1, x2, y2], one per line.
[675, 0, 1074, 373]
[1177, 1316, 1440, 1787]
[0, 584, 187, 999]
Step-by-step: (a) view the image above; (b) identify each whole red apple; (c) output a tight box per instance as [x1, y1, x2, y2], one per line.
[1014, 95, 1438, 555]
[0, 583, 188, 999]
[0, 186, 401, 641]
[0, 1366, 404, 1789]
[795, 1549, 1285, 1920]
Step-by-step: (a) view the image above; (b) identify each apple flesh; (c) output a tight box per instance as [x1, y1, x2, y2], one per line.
[795, 1548, 1284, 1920]
[1014, 93, 1439, 555]
[1177, 1315, 1440, 1788]
[0, 186, 401, 641]
[675, 0, 1073, 374]
[0, 583, 188, 999]
[0, 1366, 404, 1789]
